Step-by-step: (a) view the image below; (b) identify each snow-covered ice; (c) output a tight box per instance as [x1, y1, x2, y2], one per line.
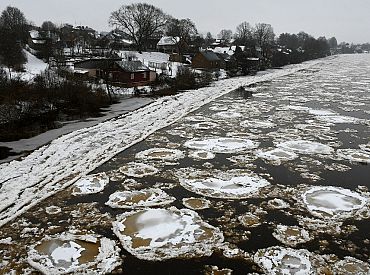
[182, 197, 211, 210]
[119, 162, 159, 178]
[337, 149, 370, 164]
[272, 225, 311, 247]
[301, 186, 368, 219]
[112, 207, 224, 261]
[240, 119, 276, 129]
[72, 173, 109, 195]
[135, 148, 185, 161]
[184, 137, 259, 154]
[178, 171, 270, 199]
[277, 140, 334, 155]
[27, 234, 121, 274]
[106, 189, 175, 209]
[256, 148, 298, 164]
[254, 246, 320, 275]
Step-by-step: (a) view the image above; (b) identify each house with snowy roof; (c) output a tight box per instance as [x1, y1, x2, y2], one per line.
[74, 58, 156, 86]
[157, 36, 180, 53]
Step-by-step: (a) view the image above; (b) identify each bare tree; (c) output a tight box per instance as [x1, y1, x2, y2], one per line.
[218, 29, 233, 43]
[109, 3, 169, 52]
[254, 23, 275, 58]
[166, 18, 197, 54]
[235, 22, 255, 47]
[204, 32, 214, 47]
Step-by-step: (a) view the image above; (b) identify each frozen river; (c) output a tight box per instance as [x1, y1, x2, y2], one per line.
[0, 54, 369, 274]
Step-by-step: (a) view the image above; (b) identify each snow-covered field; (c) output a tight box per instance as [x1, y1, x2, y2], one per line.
[0, 58, 323, 227]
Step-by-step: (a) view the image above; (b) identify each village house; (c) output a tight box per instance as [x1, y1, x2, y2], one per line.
[157, 36, 179, 53]
[74, 58, 156, 86]
[191, 50, 223, 70]
[28, 30, 48, 55]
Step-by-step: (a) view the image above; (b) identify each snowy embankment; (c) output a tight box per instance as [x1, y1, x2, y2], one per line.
[0, 58, 323, 227]
[18, 50, 48, 81]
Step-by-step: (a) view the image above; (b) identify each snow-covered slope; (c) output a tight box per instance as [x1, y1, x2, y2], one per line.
[23, 50, 48, 77]
[0, 58, 323, 227]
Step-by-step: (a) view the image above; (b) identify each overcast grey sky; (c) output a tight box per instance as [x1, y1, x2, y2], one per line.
[0, 0, 369, 43]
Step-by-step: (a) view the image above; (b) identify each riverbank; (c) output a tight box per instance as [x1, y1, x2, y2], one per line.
[0, 96, 154, 163]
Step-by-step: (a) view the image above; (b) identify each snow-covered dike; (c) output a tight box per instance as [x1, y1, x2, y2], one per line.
[0, 58, 322, 227]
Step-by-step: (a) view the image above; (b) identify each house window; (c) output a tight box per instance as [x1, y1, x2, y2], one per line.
[142, 72, 147, 79]
[131, 73, 134, 80]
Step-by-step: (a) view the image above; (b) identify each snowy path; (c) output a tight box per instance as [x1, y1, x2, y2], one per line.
[0, 58, 323, 227]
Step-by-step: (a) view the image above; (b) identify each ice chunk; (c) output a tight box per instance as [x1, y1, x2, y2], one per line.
[182, 197, 211, 210]
[72, 173, 109, 195]
[337, 149, 370, 164]
[135, 148, 185, 161]
[256, 148, 298, 164]
[45, 206, 62, 215]
[240, 119, 276, 129]
[254, 246, 317, 275]
[277, 140, 334, 155]
[106, 189, 175, 209]
[316, 115, 362, 124]
[238, 213, 261, 228]
[302, 186, 368, 219]
[179, 173, 270, 199]
[119, 162, 159, 178]
[332, 256, 370, 275]
[272, 225, 311, 247]
[188, 150, 216, 160]
[27, 234, 121, 274]
[184, 137, 259, 154]
[112, 207, 224, 261]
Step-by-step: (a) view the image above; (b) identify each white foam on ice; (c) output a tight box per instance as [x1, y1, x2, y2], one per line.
[184, 137, 259, 154]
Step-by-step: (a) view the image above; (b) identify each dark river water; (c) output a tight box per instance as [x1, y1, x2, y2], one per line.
[0, 54, 369, 274]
